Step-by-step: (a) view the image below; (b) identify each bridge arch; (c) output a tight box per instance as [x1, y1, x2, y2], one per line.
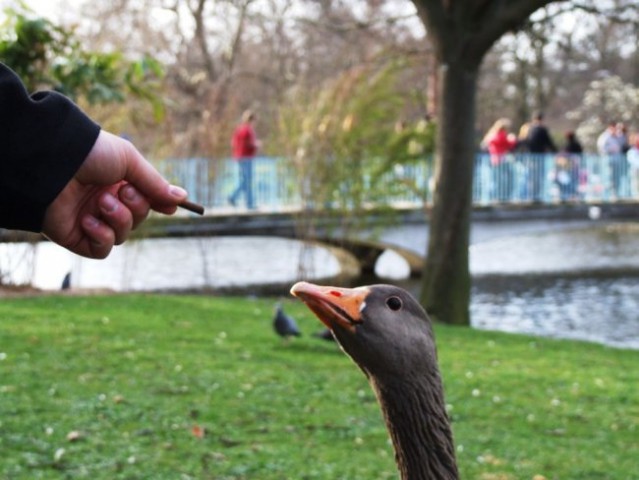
[316, 237, 423, 279]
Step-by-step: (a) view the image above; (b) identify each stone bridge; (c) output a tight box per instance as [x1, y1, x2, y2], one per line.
[133, 202, 639, 278]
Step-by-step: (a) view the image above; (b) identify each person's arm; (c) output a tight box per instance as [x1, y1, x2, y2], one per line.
[0, 63, 100, 232]
[1, 63, 188, 259]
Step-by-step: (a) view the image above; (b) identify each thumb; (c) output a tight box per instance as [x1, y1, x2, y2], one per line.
[122, 143, 188, 210]
[78, 131, 188, 210]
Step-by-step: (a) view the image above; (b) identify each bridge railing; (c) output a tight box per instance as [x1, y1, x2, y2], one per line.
[158, 156, 301, 210]
[474, 152, 638, 204]
[157, 153, 639, 212]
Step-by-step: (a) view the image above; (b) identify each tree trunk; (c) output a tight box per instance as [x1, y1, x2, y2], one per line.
[420, 60, 478, 326]
[412, 0, 558, 326]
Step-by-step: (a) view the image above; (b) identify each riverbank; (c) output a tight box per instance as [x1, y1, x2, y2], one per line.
[3, 265, 638, 350]
[1, 293, 637, 479]
[0, 285, 115, 298]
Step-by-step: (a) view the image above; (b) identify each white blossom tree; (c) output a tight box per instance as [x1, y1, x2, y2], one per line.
[568, 76, 639, 151]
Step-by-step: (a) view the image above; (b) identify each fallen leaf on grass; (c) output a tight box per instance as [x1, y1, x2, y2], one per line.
[66, 431, 83, 442]
[54, 448, 65, 462]
[191, 425, 206, 438]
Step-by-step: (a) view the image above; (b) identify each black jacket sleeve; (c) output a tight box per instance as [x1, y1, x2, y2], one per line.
[0, 63, 100, 232]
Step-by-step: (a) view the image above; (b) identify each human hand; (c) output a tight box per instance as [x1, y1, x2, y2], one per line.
[42, 130, 188, 259]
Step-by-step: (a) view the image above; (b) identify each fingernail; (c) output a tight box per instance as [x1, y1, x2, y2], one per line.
[82, 214, 101, 230]
[169, 185, 188, 198]
[122, 185, 140, 202]
[100, 193, 119, 213]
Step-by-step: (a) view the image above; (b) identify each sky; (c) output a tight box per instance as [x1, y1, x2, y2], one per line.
[1, 0, 82, 22]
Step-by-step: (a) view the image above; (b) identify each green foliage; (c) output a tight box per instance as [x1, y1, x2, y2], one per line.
[0, 11, 65, 90]
[277, 57, 435, 215]
[0, 294, 637, 479]
[0, 7, 165, 120]
[124, 55, 166, 122]
[51, 52, 127, 104]
[382, 116, 436, 199]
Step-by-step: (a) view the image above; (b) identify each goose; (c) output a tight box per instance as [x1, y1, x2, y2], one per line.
[291, 281, 458, 480]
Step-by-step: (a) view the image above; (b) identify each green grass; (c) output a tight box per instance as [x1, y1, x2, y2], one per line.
[0, 294, 637, 480]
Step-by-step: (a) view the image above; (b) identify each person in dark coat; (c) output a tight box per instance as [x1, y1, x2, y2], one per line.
[526, 111, 557, 202]
[562, 130, 584, 200]
[0, 63, 187, 259]
[550, 130, 584, 201]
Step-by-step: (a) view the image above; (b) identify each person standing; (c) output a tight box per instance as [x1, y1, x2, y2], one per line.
[616, 122, 630, 196]
[627, 132, 639, 198]
[229, 110, 259, 209]
[513, 121, 531, 200]
[526, 112, 557, 202]
[561, 130, 584, 200]
[597, 122, 625, 199]
[482, 118, 517, 201]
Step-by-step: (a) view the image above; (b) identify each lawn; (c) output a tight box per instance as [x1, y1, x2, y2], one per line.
[0, 293, 637, 479]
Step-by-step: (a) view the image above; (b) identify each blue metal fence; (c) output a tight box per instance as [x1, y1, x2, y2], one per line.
[474, 152, 638, 204]
[158, 156, 299, 209]
[157, 153, 639, 211]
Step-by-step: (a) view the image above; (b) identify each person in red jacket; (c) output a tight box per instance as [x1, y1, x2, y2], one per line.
[0, 63, 187, 259]
[484, 118, 517, 166]
[482, 118, 517, 201]
[229, 110, 259, 209]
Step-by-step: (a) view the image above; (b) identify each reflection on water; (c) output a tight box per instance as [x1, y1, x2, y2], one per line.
[71, 237, 341, 292]
[470, 223, 639, 275]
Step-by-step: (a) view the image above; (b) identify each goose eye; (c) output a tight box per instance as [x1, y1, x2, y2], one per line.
[386, 296, 402, 311]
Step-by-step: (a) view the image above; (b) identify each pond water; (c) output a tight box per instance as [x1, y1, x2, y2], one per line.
[471, 223, 639, 349]
[470, 273, 639, 350]
[469, 223, 639, 275]
[1, 222, 637, 349]
[0, 237, 341, 292]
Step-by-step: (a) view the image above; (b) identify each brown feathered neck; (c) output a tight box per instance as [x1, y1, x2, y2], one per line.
[370, 370, 459, 480]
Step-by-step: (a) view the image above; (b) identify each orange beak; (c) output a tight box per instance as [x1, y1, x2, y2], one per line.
[290, 282, 369, 332]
